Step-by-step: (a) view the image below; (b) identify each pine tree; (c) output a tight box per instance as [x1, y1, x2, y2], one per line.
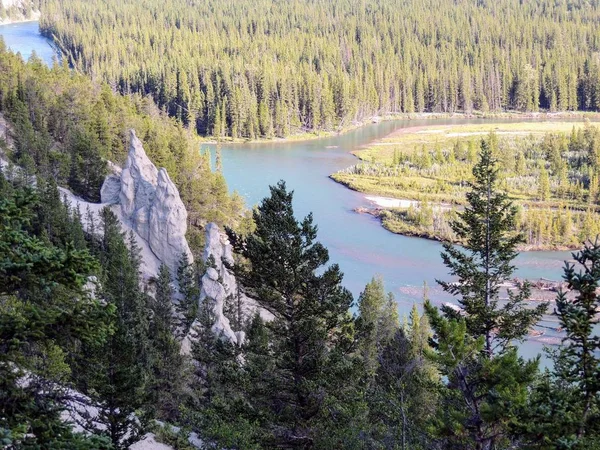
[0, 175, 113, 449]
[227, 181, 362, 448]
[186, 299, 257, 448]
[148, 263, 186, 422]
[538, 164, 551, 201]
[357, 276, 398, 379]
[437, 136, 546, 355]
[553, 240, 600, 444]
[520, 240, 600, 449]
[367, 312, 437, 450]
[176, 252, 199, 336]
[78, 208, 151, 449]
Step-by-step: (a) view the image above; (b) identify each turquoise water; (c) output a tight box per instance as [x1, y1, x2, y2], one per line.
[4, 21, 578, 361]
[0, 21, 56, 65]
[214, 120, 577, 362]
[213, 120, 573, 302]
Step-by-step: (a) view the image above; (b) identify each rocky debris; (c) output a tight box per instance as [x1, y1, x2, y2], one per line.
[100, 129, 193, 274]
[129, 434, 174, 450]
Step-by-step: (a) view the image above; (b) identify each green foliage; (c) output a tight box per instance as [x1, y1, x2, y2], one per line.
[334, 123, 600, 250]
[356, 276, 399, 379]
[365, 299, 438, 450]
[185, 299, 259, 448]
[425, 302, 540, 450]
[0, 46, 244, 244]
[521, 240, 600, 449]
[73, 208, 151, 449]
[0, 171, 114, 448]
[175, 252, 200, 337]
[40, 0, 600, 139]
[438, 137, 547, 354]
[426, 140, 546, 448]
[148, 264, 188, 423]
[222, 181, 363, 448]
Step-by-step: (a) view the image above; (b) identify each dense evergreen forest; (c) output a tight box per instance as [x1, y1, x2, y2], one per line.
[2, 134, 600, 448]
[1, 0, 599, 447]
[39, 0, 600, 139]
[0, 46, 247, 251]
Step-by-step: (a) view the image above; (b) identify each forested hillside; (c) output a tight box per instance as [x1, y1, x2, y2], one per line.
[0, 45, 246, 250]
[39, 0, 600, 139]
[3, 145, 599, 449]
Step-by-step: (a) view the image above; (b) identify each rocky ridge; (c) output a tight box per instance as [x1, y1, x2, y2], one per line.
[101, 129, 193, 275]
[100, 130, 271, 349]
[181, 223, 274, 352]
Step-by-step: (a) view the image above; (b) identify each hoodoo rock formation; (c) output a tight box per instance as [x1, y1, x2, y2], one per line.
[181, 223, 274, 352]
[100, 129, 193, 274]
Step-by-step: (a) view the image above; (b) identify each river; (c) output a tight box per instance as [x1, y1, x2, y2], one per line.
[0, 21, 56, 65]
[5, 21, 577, 360]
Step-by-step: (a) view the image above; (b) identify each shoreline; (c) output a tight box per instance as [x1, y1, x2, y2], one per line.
[328, 118, 600, 252]
[202, 110, 600, 145]
[354, 200, 581, 252]
[0, 12, 41, 27]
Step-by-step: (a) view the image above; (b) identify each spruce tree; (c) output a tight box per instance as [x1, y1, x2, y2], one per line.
[186, 299, 257, 448]
[426, 136, 547, 449]
[227, 180, 362, 448]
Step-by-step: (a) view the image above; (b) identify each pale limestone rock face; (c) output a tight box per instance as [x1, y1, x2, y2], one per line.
[100, 174, 121, 204]
[119, 131, 158, 240]
[199, 267, 238, 343]
[99, 129, 192, 275]
[181, 223, 275, 354]
[148, 169, 191, 272]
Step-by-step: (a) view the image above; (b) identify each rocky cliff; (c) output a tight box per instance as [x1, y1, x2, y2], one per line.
[101, 129, 193, 274]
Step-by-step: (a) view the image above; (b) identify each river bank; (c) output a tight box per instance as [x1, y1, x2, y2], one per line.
[354, 200, 583, 252]
[202, 110, 600, 145]
[330, 119, 600, 251]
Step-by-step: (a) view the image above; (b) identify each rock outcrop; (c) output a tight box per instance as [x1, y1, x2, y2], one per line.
[100, 130, 193, 273]
[181, 223, 274, 353]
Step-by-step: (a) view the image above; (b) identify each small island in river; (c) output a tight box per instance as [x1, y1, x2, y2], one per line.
[333, 120, 600, 251]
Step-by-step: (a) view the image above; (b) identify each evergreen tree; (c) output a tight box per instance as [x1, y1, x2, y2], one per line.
[357, 276, 398, 379]
[426, 136, 547, 449]
[555, 240, 600, 442]
[227, 181, 363, 448]
[175, 252, 199, 336]
[185, 299, 257, 448]
[0, 174, 113, 449]
[437, 136, 546, 356]
[519, 240, 600, 449]
[148, 263, 186, 422]
[77, 208, 150, 449]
